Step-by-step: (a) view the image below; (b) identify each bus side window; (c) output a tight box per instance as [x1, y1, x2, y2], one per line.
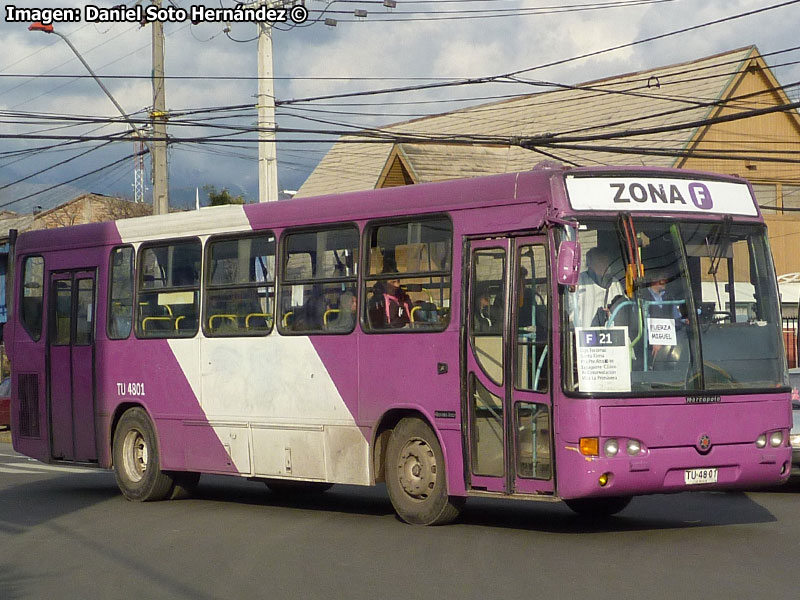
[515, 245, 549, 392]
[108, 246, 134, 340]
[136, 240, 201, 339]
[205, 233, 276, 336]
[20, 256, 44, 341]
[363, 217, 452, 333]
[278, 226, 359, 335]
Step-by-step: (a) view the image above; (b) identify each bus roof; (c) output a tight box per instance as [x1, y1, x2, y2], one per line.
[14, 164, 761, 254]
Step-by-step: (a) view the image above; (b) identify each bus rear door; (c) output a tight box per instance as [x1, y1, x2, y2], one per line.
[465, 236, 554, 496]
[48, 270, 97, 462]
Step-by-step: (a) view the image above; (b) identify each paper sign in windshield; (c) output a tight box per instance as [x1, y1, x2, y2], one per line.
[575, 327, 631, 393]
[647, 318, 677, 346]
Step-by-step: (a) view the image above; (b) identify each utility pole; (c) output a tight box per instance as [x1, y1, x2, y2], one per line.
[257, 18, 279, 203]
[151, 0, 169, 215]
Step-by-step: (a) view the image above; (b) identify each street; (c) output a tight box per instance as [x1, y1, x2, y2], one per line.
[0, 441, 798, 600]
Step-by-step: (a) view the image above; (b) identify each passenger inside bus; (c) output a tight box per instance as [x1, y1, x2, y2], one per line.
[289, 287, 324, 331]
[327, 291, 356, 331]
[474, 290, 502, 333]
[367, 259, 413, 329]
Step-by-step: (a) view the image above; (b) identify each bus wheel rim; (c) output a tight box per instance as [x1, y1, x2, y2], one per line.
[122, 429, 148, 483]
[397, 438, 436, 501]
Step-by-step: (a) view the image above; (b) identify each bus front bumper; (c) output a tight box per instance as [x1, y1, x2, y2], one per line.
[556, 443, 792, 500]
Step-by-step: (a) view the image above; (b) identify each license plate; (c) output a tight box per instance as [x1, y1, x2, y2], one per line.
[684, 467, 718, 485]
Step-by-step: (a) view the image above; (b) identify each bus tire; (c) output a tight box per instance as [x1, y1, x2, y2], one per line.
[265, 479, 334, 495]
[112, 407, 175, 502]
[385, 417, 464, 525]
[564, 496, 631, 517]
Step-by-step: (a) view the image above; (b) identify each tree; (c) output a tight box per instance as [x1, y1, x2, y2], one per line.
[203, 185, 246, 206]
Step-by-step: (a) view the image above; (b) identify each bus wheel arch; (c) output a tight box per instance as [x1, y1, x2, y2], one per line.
[372, 409, 417, 483]
[382, 414, 465, 525]
[111, 405, 175, 502]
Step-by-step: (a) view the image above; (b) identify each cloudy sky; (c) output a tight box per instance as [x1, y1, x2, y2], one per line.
[1, 0, 799, 211]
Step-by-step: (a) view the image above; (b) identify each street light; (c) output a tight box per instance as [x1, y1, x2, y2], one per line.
[28, 21, 162, 209]
[28, 22, 151, 149]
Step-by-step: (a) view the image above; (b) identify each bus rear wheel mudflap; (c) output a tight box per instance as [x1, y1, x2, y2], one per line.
[112, 407, 176, 502]
[385, 416, 465, 525]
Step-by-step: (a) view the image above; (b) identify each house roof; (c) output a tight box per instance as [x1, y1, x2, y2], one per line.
[297, 46, 778, 197]
[30, 192, 119, 219]
[0, 193, 150, 242]
[0, 214, 35, 241]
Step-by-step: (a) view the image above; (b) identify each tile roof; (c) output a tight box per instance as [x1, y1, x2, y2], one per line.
[297, 46, 758, 197]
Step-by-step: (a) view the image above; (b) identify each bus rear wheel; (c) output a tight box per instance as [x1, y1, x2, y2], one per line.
[564, 496, 631, 517]
[112, 407, 175, 502]
[385, 417, 464, 525]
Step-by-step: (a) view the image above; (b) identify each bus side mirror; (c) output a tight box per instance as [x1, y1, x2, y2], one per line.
[557, 240, 581, 286]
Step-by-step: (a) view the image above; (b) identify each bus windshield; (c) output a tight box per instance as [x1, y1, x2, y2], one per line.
[564, 219, 786, 395]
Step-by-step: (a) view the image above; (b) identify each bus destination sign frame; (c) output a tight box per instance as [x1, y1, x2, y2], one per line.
[565, 175, 758, 217]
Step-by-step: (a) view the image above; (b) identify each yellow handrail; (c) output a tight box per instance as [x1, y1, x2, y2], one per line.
[409, 306, 420, 323]
[209, 314, 237, 330]
[323, 308, 340, 326]
[142, 316, 172, 331]
[246, 313, 272, 328]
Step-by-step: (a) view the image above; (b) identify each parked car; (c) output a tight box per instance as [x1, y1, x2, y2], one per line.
[0, 377, 10, 429]
[790, 368, 800, 477]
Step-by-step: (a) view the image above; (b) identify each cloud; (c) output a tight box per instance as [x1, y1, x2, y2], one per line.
[1, 0, 799, 208]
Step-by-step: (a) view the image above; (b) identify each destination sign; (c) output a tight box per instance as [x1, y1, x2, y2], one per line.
[575, 327, 631, 393]
[565, 175, 758, 216]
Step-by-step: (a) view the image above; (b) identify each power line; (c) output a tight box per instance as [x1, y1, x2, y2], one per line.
[0, 150, 141, 210]
[278, 0, 800, 105]
[0, 140, 117, 192]
[309, 0, 678, 21]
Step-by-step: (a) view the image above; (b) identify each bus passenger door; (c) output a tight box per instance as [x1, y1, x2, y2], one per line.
[48, 270, 97, 462]
[465, 237, 554, 496]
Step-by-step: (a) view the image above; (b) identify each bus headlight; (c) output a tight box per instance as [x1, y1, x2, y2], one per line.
[626, 439, 642, 456]
[756, 434, 767, 448]
[604, 438, 619, 458]
[790, 434, 800, 449]
[769, 431, 783, 448]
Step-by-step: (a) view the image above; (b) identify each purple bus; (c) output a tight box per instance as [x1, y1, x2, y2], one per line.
[7, 163, 792, 525]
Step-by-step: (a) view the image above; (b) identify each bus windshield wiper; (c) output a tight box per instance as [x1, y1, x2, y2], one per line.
[707, 215, 732, 277]
[617, 213, 643, 297]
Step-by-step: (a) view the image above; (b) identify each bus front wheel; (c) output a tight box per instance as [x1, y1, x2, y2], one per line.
[385, 417, 464, 525]
[112, 407, 175, 502]
[564, 496, 631, 517]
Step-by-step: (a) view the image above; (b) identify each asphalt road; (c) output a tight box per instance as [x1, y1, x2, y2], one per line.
[1, 441, 798, 600]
